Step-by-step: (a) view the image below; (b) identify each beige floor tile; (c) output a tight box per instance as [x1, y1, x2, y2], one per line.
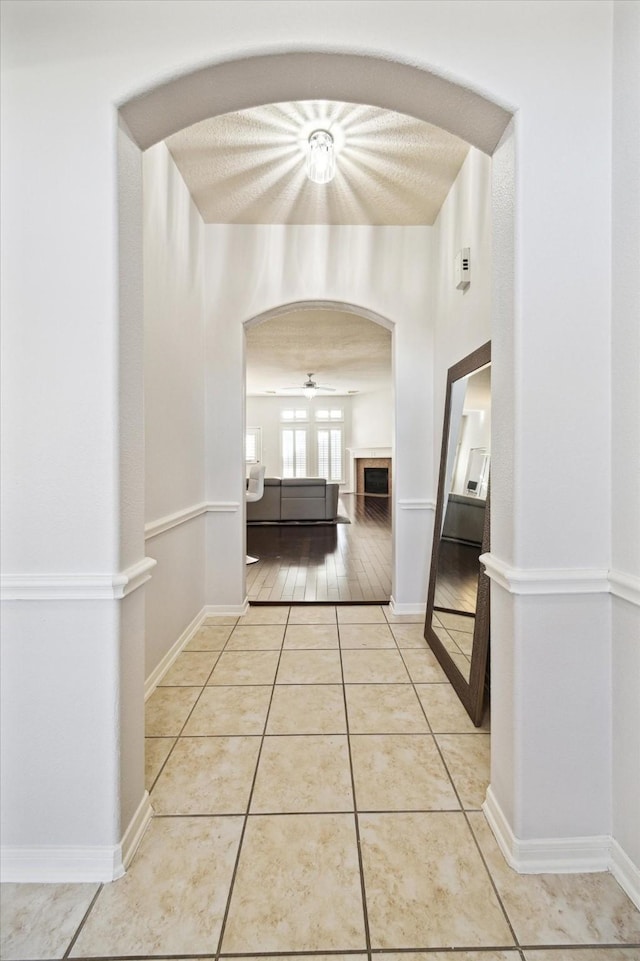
[221, 813, 366, 953]
[337, 604, 387, 623]
[400, 649, 448, 683]
[185, 624, 233, 650]
[341, 649, 410, 684]
[338, 623, 396, 648]
[359, 811, 514, 949]
[450, 650, 472, 678]
[150, 736, 260, 815]
[345, 684, 429, 734]
[228, 957, 367, 961]
[416, 683, 489, 733]
[524, 951, 640, 961]
[378, 954, 520, 961]
[283, 624, 339, 649]
[225, 625, 285, 650]
[436, 733, 490, 809]
[145, 687, 200, 736]
[183, 685, 272, 735]
[238, 606, 290, 625]
[266, 684, 346, 734]
[276, 649, 342, 684]
[288, 605, 338, 624]
[0, 883, 99, 961]
[437, 611, 475, 633]
[449, 628, 474, 655]
[251, 735, 353, 812]
[203, 615, 239, 626]
[145, 737, 175, 790]
[208, 650, 279, 685]
[350, 734, 459, 811]
[70, 817, 242, 957]
[390, 623, 430, 648]
[469, 811, 640, 945]
[158, 651, 219, 686]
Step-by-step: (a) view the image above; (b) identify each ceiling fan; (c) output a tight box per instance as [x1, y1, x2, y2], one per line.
[280, 373, 336, 399]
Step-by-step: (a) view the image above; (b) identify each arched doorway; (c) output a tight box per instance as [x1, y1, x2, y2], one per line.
[243, 300, 396, 603]
[117, 48, 514, 881]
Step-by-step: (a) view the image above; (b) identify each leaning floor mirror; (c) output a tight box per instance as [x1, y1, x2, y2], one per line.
[424, 341, 491, 727]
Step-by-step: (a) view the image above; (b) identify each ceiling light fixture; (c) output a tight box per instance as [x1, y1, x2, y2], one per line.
[306, 129, 336, 184]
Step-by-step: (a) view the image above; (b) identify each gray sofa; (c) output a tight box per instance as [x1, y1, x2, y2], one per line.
[247, 477, 340, 522]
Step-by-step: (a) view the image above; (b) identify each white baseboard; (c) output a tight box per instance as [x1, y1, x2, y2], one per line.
[0, 792, 153, 883]
[144, 602, 249, 699]
[389, 596, 426, 616]
[483, 786, 640, 910]
[117, 791, 153, 880]
[144, 608, 208, 700]
[206, 600, 250, 616]
[611, 837, 640, 911]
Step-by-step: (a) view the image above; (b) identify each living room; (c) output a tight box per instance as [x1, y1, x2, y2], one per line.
[244, 321, 394, 601]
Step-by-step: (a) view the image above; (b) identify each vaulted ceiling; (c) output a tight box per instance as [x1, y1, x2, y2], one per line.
[166, 100, 470, 395]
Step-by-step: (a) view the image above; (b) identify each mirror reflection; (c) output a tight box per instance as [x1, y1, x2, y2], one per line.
[425, 341, 491, 727]
[431, 364, 491, 681]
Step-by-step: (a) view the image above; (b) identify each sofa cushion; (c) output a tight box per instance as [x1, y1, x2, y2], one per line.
[281, 478, 326, 499]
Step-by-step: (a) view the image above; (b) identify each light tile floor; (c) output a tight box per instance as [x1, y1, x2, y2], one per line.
[2, 604, 640, 961]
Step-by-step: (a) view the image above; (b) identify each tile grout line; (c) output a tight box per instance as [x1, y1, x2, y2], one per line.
[214, 606, 292, 960]
[391, 633, 523, 952]
[61, 883, 104, 960]
[337, 611, 375, 961]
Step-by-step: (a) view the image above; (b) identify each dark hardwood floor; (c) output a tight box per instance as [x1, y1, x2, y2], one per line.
[246, 493, 392, 603]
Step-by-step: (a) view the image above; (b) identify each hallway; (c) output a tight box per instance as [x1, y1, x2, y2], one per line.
[2, 604, 639, 959]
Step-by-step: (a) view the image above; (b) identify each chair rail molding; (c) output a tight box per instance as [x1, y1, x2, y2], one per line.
[145, 501, 241, 540]
[0, 556, 157, 601]
[397, 498, 437, 511]
[480, 553, 611, 596]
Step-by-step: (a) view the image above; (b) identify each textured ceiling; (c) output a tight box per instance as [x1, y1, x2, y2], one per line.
[246, 309, 392, 397]
[167, 100, 469, 395]
[166, 100, 470, 226]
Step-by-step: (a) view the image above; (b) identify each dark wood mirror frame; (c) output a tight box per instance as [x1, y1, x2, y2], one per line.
[424, 341, 491, 727]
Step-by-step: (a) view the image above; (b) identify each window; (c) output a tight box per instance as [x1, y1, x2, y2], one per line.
[281, 427, 307, 477]
[315, 408, 343, 421]
[281, 408, 308, 421]
[317, 426, 343, 482]
[245, 427, 262, 464]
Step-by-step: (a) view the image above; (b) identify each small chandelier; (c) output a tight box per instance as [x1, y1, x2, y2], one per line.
[306, 130, 336, 184]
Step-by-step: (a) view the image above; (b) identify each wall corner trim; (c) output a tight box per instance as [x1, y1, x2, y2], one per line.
[0, 557, 157, 602]
[480, 553, 614, 597]
[0, 793, 152, 883]
[483, 786, 611, 874]
[397, 499, 437, 511]
[483, 787, 640, 909]
[389, 596, 426, 617]
[609, 569, 640, 607]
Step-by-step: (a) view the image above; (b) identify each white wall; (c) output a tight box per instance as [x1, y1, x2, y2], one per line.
[611, 0, 640, 873]
[143, 143, 206, 678]
[430, 148, 493, 472]
[204, 224, 434, 611]
[350, 389, 394, 451]
[1, 0, 637, 898]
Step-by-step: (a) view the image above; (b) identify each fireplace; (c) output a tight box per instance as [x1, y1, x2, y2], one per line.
[355, 457, 392, 497]
[364, 467, 389, 495]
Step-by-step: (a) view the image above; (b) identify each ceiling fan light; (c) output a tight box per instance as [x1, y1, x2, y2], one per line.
[303, 385, 317, 399]
[306, 130, 336, 184]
